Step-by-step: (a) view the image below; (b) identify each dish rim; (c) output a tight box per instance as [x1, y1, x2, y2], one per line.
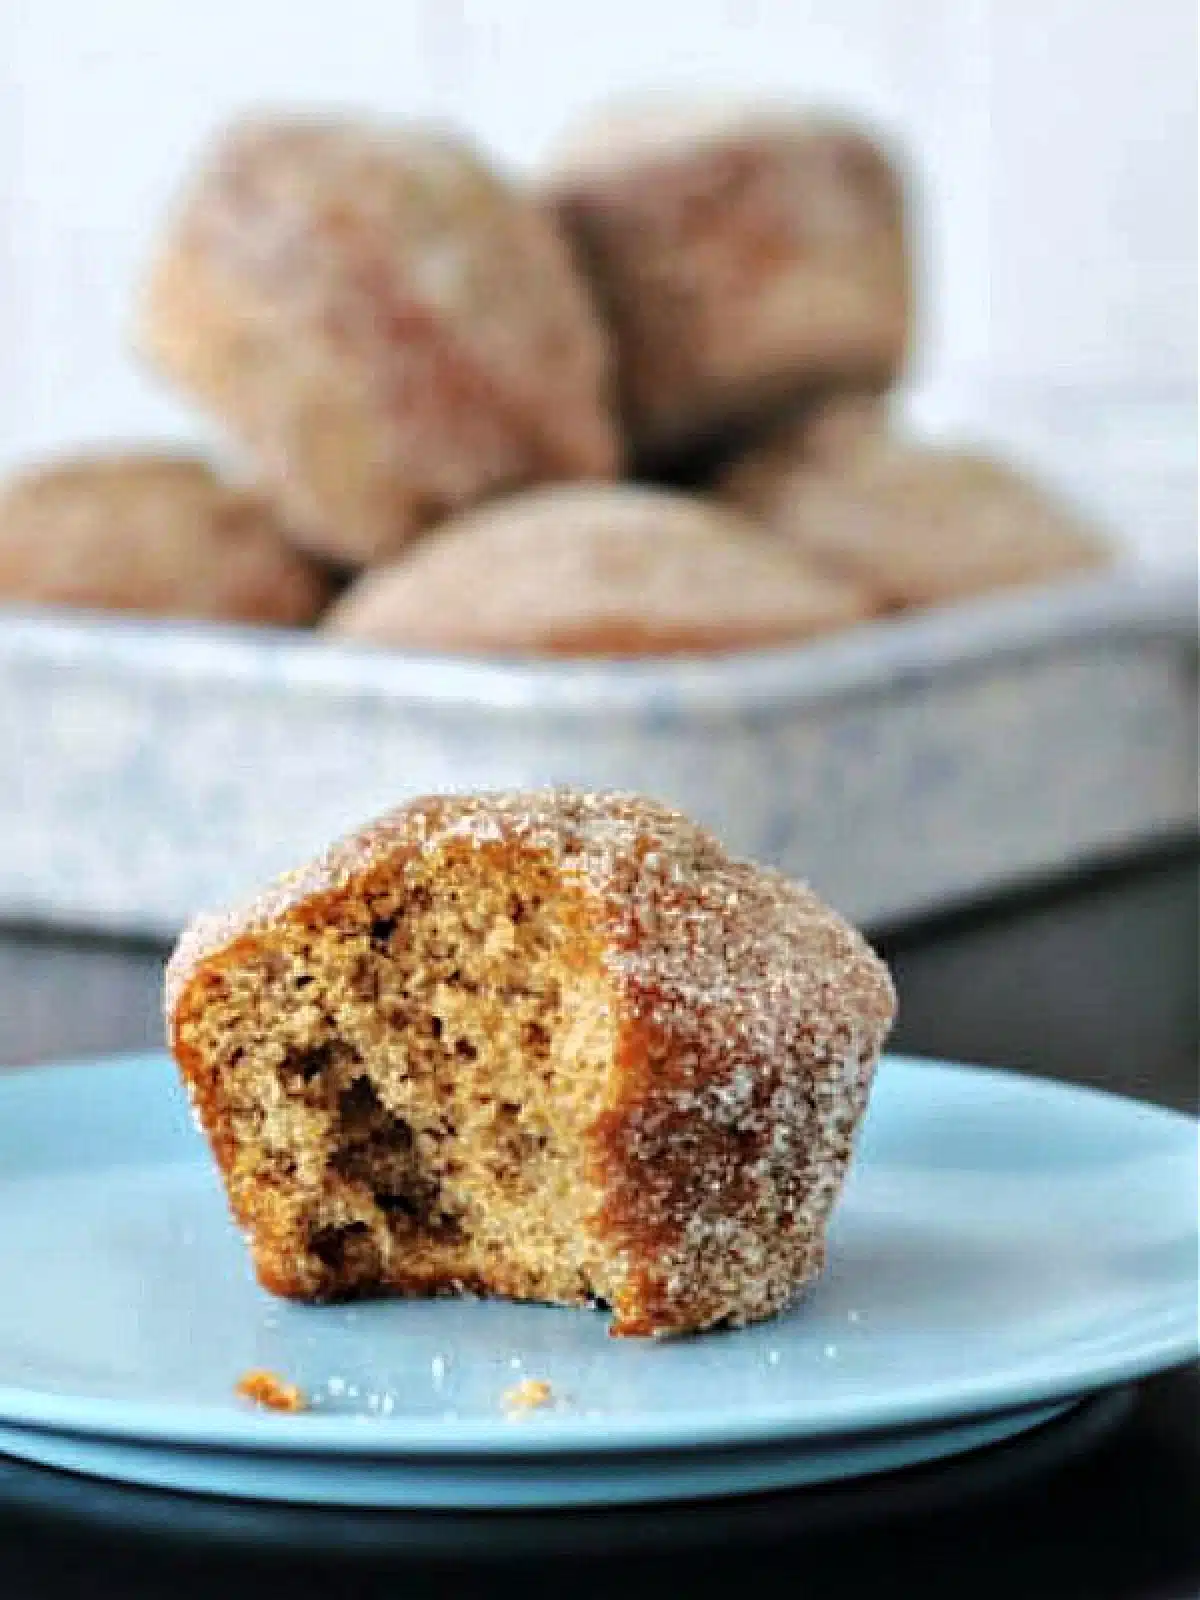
[0, 568, 1191, 719]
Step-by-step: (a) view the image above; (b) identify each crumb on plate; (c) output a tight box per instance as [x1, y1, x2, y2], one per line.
[502, 1377, 553, 1414]
[235, 1368, 308, 1412]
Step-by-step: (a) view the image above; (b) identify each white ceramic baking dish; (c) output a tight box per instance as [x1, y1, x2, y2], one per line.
[1, 568, 1194, 939]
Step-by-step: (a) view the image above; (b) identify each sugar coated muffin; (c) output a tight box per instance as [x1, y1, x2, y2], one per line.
[545, 100, 910, 460]
[718, 391, 890, 508]
[0, 452, 331, 624]
[166, 790, 895, 1337]
[139, 116, 620, 565]
[723, 442, 1110, 610]
[323, 484, 871, 656]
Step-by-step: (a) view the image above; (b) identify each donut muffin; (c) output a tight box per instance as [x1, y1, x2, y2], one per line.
[718, 391, 889, 507]
[0, 453, 330, 624]
[723, 442, 1110, 610]
[166, 789, 896, 1337]
[139, 116, 620, 566]
[545, 101, 910, 460]
[324, 484, 871, 656]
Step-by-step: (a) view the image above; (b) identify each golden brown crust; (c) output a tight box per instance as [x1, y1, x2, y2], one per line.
[322, 484, 873, 657]
[545, 104, 910, 459]
[723, 442, 1111, 608]
[0, 453, 331, 625]
[139, 116, 621, 565]
[167, 790, 895, 1336]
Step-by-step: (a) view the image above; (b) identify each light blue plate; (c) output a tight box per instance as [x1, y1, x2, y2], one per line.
[0, 1053, 1195, 1507]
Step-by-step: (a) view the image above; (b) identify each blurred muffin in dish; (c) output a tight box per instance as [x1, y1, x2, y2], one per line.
[139, 116, 620, 567]
[717, 390, 889, 505]
[545, 99, 910, 462]
[324, 483, 872, 657]
[0, 453, 331, 625]
[721, 441, 1110, 610]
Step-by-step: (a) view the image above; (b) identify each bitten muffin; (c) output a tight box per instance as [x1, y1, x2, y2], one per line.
[323, 484, 872, 656]
[545, 100, 910, 460]
[722, 441, 1110, 610]
[0, 453, 331, 624]
[166, 789, 896, 1337]
[139, 116, 620, 566]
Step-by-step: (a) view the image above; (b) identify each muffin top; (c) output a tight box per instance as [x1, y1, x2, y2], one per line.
[166, 785, 897, 1054]
[324, 484, 872, 656]
[0, 452, 330, 624]
[724, 443, 1110, 608]
[719, 392, 890, 507]
[141, 115, 621, 483]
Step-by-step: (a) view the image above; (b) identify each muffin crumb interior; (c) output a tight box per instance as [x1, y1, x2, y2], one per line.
[179, 842, 619, 1308]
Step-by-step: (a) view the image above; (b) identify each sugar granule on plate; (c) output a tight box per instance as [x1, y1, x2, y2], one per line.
[235, 1368, 308, 1412]
[502, 1378, 553, 1415]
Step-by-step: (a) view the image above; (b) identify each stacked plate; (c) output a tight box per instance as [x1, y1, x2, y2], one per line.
[0, 1053, 1195, 1509]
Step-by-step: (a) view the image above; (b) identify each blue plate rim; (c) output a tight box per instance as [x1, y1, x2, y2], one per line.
[0, 1399, 1082, 1508]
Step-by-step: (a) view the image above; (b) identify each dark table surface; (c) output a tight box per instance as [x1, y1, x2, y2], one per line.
[2, 848, 1198, 1600]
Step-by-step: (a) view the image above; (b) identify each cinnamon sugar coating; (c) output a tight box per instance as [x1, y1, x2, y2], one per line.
[323, 484, 872, 656]
[139, 116, 620, 565]
[545, 102, 910, 460]
[0, 453, 330, 625]
[167, 790, 895, 1337]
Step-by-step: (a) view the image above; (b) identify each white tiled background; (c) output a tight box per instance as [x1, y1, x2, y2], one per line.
[1, 0, 1195, 566]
